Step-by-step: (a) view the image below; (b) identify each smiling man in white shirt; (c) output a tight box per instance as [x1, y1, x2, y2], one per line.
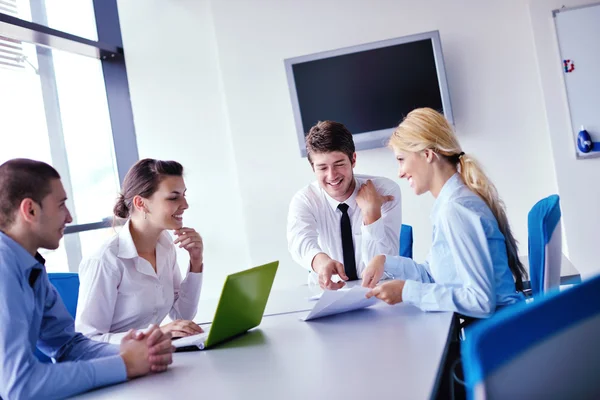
[287, 121, 402, 290]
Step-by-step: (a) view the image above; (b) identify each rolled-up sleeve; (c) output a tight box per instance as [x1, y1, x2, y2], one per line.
[360, 181, 402, 266]
[401, 203, 496, 318]
[383, 255, 434, 282]
[287, 193, 323, 271]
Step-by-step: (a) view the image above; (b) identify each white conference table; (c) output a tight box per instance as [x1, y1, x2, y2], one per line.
[73, 283, 454, 400]
[74, 305, 453, 399]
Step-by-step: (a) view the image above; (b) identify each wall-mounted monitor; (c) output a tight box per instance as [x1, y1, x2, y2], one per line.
[284, 30, 453, 157]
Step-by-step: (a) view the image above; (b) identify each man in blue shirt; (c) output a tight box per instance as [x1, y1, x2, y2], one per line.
[0, 158, 175, 399]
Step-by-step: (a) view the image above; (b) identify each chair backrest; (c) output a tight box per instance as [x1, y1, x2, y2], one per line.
[527, 195, 562, 296]
[462, 274, 600, 399]
[400, 224, 413, 259]
[35, 273, 80, 363]
[48, 273, 80, 318]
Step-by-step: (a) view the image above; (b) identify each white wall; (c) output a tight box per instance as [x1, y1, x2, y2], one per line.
[117, 0, 563, 296]
[117, 0, 251, 299]
[209, 0, 557, 288]
[529, 0, 600, 279]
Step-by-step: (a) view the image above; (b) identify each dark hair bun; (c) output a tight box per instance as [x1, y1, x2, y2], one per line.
[113, 194, 129, 219]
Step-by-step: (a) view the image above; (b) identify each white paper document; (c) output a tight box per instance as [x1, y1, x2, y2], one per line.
[303, 286, 379, 321]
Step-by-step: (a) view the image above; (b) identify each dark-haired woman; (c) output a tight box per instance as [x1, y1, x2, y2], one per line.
[76, 159, 205, 343]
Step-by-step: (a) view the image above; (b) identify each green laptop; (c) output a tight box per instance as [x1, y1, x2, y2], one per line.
[172, 261, 279, 351]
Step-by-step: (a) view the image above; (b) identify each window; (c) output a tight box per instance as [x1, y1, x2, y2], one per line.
[13, 0, 98, 40]
[0, 0, 138, 272]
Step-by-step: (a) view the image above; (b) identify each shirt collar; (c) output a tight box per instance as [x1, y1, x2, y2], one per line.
[431, 173, 464, 222]
[323, 178, 359, 212]
[117, 220, 139, 259]
[116, 219, 171, 260]
[0, 230, 45, 272]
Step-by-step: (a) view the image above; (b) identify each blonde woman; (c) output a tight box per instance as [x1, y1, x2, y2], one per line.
[363, 108, 526, 318]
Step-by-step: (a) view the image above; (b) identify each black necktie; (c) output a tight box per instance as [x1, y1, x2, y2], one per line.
[337, 203, 358, 281]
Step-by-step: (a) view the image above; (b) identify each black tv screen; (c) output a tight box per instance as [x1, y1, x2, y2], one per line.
[285, 31, 453, 157]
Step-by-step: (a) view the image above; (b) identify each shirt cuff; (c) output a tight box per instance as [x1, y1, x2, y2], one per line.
[187, 261, 204, 274]
[361, 216, 385, 242]
[184, 270, 203, 281]
[303, 248, 323, 272]
[402, 279, 420, 307]
[89, 354, 127, 387]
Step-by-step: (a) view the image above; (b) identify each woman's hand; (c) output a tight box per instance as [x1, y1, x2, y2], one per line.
[366, 280, 406, 305]
[161, 319, 204, 338]
[174, 228, 204, 272]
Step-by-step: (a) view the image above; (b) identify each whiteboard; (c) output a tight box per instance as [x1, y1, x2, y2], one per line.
[554, 3, 600, 159]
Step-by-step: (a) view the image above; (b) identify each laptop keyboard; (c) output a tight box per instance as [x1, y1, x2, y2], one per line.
[171, 332, 208, 348]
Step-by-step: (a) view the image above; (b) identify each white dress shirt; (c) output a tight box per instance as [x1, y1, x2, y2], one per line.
[384, 174, 524, 318]
[75, 220, 203, 343]
[287, 174, 402, 287]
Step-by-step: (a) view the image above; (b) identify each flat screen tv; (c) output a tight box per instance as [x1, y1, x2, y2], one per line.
[284, 30, 453, 157]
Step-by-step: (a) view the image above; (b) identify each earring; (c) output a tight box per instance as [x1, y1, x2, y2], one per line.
[144, 212, 147, 220]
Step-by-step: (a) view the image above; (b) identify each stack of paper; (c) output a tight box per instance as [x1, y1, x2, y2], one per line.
[303, 286, 379, 321]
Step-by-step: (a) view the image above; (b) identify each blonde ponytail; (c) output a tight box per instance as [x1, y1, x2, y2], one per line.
[458, 155, 527, 291]
[390, 108, 527, 291]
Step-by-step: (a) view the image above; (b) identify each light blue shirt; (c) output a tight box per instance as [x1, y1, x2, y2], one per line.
[0, 232, 127, 400]
[384, 174, 524, 318]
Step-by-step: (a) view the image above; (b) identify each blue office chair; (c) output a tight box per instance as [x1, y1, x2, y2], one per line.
[528, 195, 562, 296]
[400, 224, 413, 259]
[47, 273, 80, 318]
[461, 274, 600, 399]
[35, 273, 80, 363]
